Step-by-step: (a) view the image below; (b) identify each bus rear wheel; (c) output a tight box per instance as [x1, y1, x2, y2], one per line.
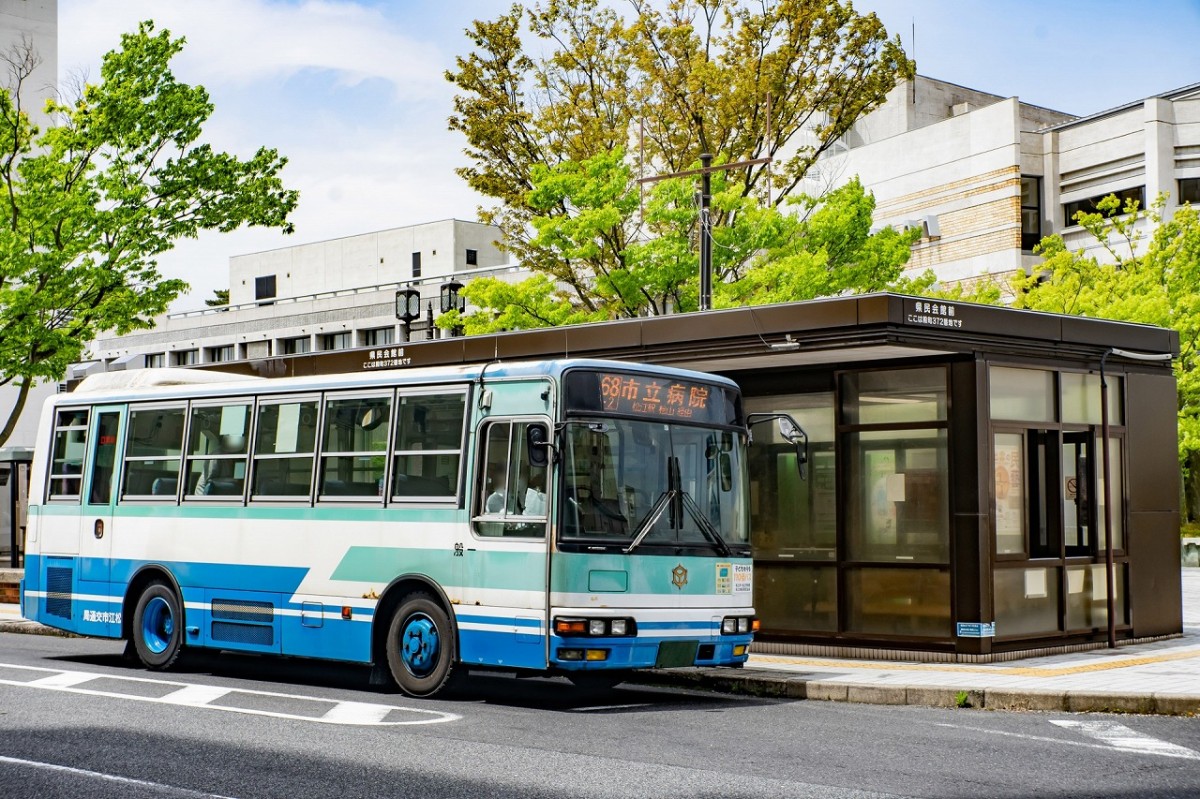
[385, 593, 459, 697]
[132, 582, 184, 670]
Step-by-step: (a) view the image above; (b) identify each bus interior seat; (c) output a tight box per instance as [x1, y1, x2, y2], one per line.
[151, 477, 178, 495]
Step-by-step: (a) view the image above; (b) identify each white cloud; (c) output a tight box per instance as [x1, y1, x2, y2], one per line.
[58, 0, 491, 311]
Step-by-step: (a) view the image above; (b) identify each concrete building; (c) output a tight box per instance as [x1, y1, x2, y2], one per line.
[812, 76, 1200, 288]
[89, 219, 514, 371]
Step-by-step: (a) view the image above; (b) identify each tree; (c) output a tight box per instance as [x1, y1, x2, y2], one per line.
[0, 22, 298, 447]
[438, 161, 926, 333]
[1011, 193, 1200, 521]
[205, 289, 230, 307]
[446, 0, 912, 316]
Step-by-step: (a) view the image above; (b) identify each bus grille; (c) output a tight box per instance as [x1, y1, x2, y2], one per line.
[211, 622, 274, 646]
[46, 565, 73, 619]
[211, 599, 274, 623]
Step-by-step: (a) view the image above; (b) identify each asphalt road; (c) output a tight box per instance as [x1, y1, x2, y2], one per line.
[2, 633, 1200, 799]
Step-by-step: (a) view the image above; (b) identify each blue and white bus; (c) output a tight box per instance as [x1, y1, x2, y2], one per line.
[21, 359, 801, 696]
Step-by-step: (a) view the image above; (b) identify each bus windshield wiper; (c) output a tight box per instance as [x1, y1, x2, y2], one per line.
[623, 490, 674, 554]
[679, 491, 733, 558]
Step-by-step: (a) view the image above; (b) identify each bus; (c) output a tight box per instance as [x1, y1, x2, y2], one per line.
[20, 359, 803, 696]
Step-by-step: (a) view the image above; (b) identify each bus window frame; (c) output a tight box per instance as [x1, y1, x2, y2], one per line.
[316, 388, 394, 504]
[390, 386, 470, 506]
[181, 397, 255, 503]
[249, 393, 323, 504]
[47, 407, 91, 503]
[121, 401, 189, 503]
[471, 415, 550, 540]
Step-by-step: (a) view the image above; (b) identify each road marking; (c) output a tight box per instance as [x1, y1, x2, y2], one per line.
[574, 703, 655, 712]
[27, 670, 100, 688]
[0, 754, 241, 799]
[0, 661, 459, 726]
[1051, 720, 1200, 761]
[161, 684, 234, 706]
[936, 721, 1200, 761]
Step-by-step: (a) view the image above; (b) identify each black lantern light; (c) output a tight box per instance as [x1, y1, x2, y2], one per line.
[439, 280, 465, 314]
[395, 287, 421, 322]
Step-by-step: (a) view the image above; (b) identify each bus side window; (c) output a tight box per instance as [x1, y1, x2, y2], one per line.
[251, 398, 319, 499]
[122, 406, 187, 500]
[474, 420, 547, 538]
[392, 391, 466, 502]
[87, 412, 121, 505]
[48, 408, 89, 501]
[185, 402, 251, 499]
[318, 393, 391, 500]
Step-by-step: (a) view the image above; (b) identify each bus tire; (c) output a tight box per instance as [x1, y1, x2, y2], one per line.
[386, 593, 458, 698]
[131, 582, 184, 670]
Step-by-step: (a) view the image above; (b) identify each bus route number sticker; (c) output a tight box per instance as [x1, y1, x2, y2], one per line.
[716, 563, 753, 595]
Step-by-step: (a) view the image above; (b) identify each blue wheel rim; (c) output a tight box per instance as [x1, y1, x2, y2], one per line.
[401, 612, 439, 678]
[142, 596, 174, 655]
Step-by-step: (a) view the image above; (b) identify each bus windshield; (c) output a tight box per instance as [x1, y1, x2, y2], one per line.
[558, 417, 749, 552]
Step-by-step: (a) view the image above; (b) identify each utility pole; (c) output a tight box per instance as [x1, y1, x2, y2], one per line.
[637, 154, 771, 312]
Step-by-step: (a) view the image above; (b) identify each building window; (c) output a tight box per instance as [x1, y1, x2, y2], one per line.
[172, 350, 198, 366]
[1021, 176, 1042, 251]
[280, 337, 310, 355]
[255, 275, 277, 302]
[146, 353, 165, 369]
[319, 332, 352, 351]
[412, 252, 422, 279]
[360, 327, 395, 347]
[1063, 186, 1145, 226]
[465, 248, 478, 266]
[1180, 178, 1200, 205]
[206, 345, 234, 363]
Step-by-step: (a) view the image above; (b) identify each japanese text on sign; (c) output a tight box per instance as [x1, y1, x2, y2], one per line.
[599, 373, 709, 420]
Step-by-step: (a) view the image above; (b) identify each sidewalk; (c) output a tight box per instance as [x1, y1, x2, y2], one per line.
[4, 571, 1200, 715]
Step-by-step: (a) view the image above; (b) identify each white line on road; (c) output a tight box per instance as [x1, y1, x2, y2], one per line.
[26, 670, 100, 688]
[0, 754, 241, 799]
[0, 661, 459, 726]
[1051, 720, 1200, 761]
[160, 684, 234, 706]
[936, 721, 1200, 761]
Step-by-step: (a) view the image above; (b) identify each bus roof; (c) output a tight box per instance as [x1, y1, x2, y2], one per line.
[55, 358, 740, 405]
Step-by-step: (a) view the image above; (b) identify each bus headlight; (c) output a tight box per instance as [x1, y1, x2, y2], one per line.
[721, 615, 757, 636]
[554, 616, 636, 637]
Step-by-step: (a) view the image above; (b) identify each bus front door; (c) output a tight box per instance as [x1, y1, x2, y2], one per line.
[77, 406, 124, 635]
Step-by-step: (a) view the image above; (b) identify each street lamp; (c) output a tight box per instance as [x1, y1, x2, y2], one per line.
[439, 280, 465, 314]
[395, 288, 421, 323]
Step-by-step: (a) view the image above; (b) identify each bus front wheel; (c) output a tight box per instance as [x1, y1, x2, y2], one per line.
[132, 582, 184, 670]
[386, 593, 459, 698]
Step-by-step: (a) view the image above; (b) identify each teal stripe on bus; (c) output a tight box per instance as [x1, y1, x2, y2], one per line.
[551, 552, 750, 595]
[332, 546, 545, 591]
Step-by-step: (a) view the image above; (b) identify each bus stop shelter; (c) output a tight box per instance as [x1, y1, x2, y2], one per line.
[213, 293, 1182, 661]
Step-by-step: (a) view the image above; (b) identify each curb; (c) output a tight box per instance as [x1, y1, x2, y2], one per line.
[630, 667, 1200, 717]
[3, 620, 1197, 716]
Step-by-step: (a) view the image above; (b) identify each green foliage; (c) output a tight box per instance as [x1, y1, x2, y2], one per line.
[442, 159, 929, 332]
[204, 289, 230, 307]
[0, 21, 297, 445]
[447, 0, 912, 310]
[1012, 193, 1200, 517]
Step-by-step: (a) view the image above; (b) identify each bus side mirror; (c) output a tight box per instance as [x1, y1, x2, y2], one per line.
[527, 424, 551, 468]
[747, 412, 809, 480]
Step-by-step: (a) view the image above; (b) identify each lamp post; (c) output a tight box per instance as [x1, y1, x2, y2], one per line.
[439, 280, 466, 337]
[395, 287, 420, 342]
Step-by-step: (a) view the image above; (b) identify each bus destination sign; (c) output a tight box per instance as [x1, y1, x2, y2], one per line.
[564, 369, 739, 427]
[600, 373, 710, 419]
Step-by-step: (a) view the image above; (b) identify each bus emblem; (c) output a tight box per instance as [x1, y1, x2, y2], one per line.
[671, 564, 688, 591]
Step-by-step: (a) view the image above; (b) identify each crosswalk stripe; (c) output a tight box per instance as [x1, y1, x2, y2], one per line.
[161, 685, 233, 706]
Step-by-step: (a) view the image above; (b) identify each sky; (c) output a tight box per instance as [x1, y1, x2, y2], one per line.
[56, 0, 1200, 312]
